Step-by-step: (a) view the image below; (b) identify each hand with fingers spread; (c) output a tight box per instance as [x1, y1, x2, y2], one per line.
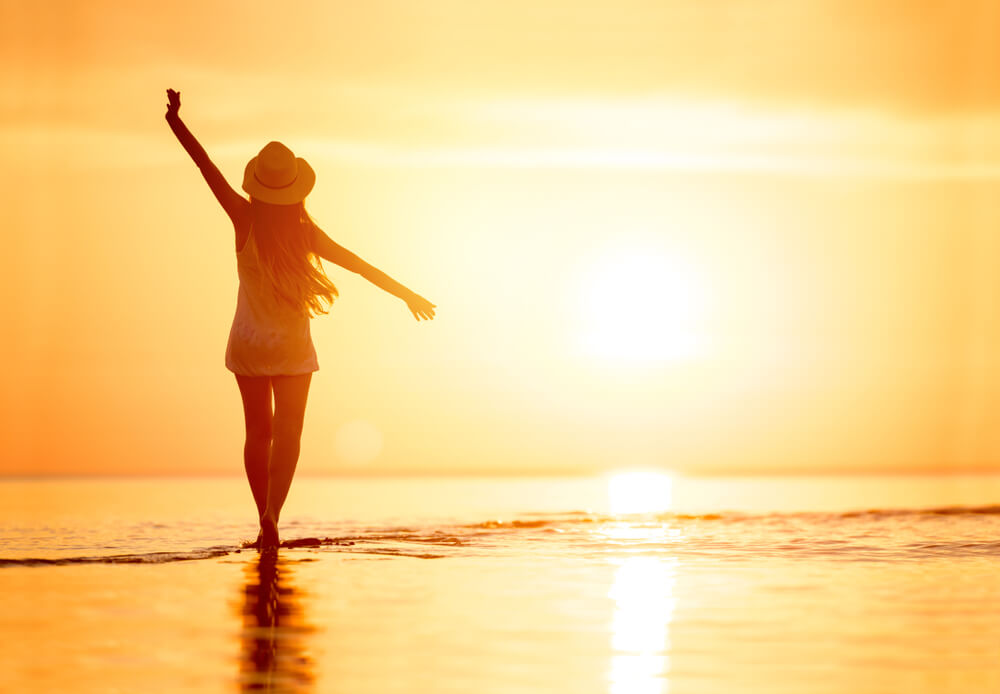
[406, 293, 436, 321]
[311, 225, 437, 322]
[165, 88, 181, 119]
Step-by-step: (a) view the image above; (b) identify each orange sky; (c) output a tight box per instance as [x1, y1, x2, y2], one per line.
[2, 1, 1000, 476]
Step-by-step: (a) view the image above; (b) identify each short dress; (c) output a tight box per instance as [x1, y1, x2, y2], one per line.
[225, 230, 319, 376]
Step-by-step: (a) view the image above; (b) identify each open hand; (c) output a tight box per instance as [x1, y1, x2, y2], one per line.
[165, 89, 180, 118]
[406, 293, 436, 321]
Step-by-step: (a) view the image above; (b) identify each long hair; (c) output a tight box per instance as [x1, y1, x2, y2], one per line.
[248, 199, 338, 317]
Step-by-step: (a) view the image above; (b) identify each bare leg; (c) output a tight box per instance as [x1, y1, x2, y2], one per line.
[261, 373, 312, 546]
[236, 375, 273, 523]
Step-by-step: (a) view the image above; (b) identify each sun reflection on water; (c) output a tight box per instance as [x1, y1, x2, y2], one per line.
[599, 524, 685, 543]
[608, 557, 677, 694]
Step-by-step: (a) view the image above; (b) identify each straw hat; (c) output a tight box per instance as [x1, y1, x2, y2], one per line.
[242, 141, 315, 205]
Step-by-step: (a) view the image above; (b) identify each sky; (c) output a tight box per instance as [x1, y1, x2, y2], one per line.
[2, 0, 1000, 476]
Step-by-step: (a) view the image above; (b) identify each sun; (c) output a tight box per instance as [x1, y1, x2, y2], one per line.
[578, 249, 706, 363]
[607, 471, 674, 515]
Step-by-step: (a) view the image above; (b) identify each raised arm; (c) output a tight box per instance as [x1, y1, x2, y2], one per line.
[164, 89, 247, 224]
[312, 227, 436, 321]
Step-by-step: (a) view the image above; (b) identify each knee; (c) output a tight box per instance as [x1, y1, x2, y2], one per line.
[245, 419, 273, 444]
[272, 414, 304, 442]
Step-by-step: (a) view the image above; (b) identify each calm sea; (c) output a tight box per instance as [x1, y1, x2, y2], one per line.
[3, 475, 1000, 693]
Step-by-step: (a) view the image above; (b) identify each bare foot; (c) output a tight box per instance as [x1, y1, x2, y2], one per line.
[260, 517, 279, 550]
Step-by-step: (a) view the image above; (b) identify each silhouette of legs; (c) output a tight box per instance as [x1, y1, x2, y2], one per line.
[261, 373, 312, 547]
[236, 373, 311, 548]
[236, 375, 273, 523]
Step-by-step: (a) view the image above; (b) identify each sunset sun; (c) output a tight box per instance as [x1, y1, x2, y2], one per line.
[579, 249, 706, 363]
[608, 471, 675, 515]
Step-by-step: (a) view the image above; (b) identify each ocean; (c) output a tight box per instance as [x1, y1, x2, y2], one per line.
[4, 475, 1000, 693]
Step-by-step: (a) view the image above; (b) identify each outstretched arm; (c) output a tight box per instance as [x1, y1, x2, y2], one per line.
[313, 227, 436, 321]
[164, 89, 247, 224]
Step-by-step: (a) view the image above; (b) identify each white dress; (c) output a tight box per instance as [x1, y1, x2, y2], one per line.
[225, 231, 319, 376]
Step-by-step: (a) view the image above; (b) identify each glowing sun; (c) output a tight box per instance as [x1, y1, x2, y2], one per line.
[579, 250, 706, 363]
[608, 471, 674, 515]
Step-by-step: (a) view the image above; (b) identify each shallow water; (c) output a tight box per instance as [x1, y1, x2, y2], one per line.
[4, 475, 1000, 693]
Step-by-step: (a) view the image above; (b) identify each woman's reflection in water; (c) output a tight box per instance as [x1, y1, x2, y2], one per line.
[239, 551, 315, 692]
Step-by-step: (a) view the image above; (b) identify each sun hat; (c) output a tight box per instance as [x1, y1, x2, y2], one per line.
[242, 141, 315, 205]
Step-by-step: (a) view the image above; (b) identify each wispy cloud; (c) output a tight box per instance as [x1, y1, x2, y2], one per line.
[5, 95, 1000, 180]
[294, 98, 1000, 179]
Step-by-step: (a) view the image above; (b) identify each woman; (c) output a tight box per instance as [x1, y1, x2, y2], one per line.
[165, 89, 435, 549]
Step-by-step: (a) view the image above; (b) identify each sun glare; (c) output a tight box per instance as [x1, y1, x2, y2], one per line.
[607, 471, 674, 515]
[579, 251, 706, 363]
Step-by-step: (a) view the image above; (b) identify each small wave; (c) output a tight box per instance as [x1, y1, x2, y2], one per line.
[470, 519, 562, 529]
[278, 537, 355, 549]
[839, 505, 1000, 519]
[0, 547, 233, 567]
[0, 535, 449, 568]
[904, 540, 1000, 557]
[356, 533, 466, 545]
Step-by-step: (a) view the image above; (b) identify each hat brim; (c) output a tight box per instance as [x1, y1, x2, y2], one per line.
[241, 156, 316, 205]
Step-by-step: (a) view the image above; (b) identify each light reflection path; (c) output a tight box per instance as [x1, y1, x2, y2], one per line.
[238, 552, 315, 693]
[607, 556, 678, 694]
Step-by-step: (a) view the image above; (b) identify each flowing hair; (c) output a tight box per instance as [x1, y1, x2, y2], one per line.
[248, 199, 338, 317]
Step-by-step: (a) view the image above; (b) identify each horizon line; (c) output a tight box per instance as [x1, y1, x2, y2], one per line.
[5, 467, 1000, 481]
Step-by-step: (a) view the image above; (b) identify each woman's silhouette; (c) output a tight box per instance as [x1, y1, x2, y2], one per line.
[165, 89, 435, 549]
